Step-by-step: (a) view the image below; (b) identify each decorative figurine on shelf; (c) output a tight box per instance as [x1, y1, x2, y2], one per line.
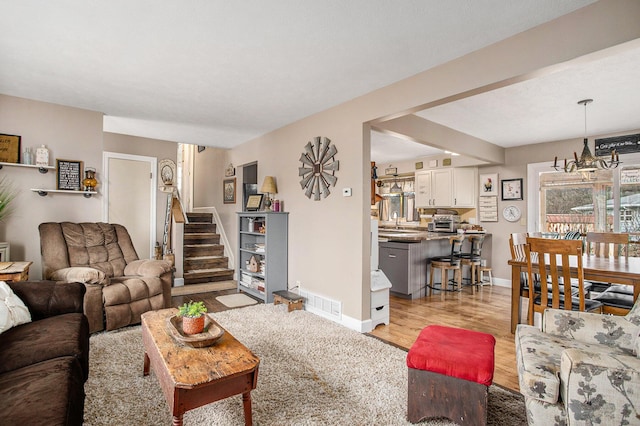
[83, 168, 98, 192]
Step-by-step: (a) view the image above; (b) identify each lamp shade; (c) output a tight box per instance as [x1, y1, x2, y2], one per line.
[260, 176, 277, 194]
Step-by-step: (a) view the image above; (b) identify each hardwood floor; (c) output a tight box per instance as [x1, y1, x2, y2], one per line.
[369, 285, 519, 392]
[171, 284, 519, 393]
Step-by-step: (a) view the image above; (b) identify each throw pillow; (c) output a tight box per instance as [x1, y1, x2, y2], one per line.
[50, 267, 106, 284]
[0, 281, 31, 334]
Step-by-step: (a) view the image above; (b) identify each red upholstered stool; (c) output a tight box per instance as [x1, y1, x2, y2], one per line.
[406, 325, 496, 425]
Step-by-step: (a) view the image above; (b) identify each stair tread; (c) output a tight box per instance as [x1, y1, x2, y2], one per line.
[185, 255, 226, 260]
[184, 244, 223, 247]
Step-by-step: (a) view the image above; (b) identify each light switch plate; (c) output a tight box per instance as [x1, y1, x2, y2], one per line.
[342, 188, 352, 197]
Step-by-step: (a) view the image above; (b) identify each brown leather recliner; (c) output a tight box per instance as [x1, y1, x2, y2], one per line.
[39, 222, 173, 333]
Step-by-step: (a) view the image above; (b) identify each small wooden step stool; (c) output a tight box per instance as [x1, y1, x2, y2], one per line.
[272, 290, 304, 312]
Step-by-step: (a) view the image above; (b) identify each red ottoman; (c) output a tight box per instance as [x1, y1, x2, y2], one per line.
[406, 325, 496, 425]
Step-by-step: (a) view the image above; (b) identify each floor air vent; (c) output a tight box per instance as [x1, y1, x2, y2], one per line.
[298, 288, 342, 321]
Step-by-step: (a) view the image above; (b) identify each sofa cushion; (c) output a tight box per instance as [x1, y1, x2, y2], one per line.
[0, 357, 85, 425]
[0, 281, 31, 334]
[0, 312, 89, 380]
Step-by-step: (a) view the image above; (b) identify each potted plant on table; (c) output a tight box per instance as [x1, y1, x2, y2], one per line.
[178, 300, 208, 335]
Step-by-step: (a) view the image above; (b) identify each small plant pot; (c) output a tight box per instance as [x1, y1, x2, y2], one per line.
[182, 315, 205, 335]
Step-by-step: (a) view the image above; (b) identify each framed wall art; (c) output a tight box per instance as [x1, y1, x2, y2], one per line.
[0, 134, 21, 163]
[56, 159, 83, 191]
[223, 178, 236, 204]
[501, 178, 523, 201]
[479, 173, 498, 196]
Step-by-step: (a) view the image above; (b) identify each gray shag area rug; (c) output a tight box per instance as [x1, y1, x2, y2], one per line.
[85, 304, 526, 425]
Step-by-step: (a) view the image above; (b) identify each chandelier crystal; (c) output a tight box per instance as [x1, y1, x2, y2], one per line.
[552, 99, 620, 173]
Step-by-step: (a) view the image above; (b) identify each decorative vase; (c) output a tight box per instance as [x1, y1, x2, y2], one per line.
[83, 168, 98, 192]
[182, 315, 205, 335]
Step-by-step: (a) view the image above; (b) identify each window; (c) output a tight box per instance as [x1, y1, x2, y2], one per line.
[539, 170, 613, 234]
[529, 154, 640, 256]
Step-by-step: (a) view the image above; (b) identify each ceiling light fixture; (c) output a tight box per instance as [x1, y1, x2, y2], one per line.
[553, 99, 620, 173]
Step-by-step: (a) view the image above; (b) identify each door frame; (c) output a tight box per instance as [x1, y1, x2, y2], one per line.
[102, 152, 158, 257]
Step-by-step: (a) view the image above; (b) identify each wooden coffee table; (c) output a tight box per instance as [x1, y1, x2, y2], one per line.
[141, 309, 260, 426]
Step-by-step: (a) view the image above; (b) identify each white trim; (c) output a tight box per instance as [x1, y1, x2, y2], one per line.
[102, 152, 158, 257]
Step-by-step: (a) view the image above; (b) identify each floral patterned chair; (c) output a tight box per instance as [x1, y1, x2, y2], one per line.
[515, 300, 640, 425]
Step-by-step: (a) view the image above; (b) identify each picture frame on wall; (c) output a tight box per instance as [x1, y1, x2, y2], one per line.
[501, 178, 524, 201]
[223, 178, 236, 204]
[0, 134, 21, 164]
[56, 159, 83, 191]
[479, 173, 498, 196]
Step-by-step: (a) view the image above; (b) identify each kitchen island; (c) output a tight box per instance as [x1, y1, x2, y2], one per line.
[377, 229, 492, 299]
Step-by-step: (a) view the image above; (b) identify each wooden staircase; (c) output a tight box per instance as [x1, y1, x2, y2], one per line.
[183, 212, 234, 284]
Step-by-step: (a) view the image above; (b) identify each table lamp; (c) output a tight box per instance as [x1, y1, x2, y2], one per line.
[260, 176, 277, 211]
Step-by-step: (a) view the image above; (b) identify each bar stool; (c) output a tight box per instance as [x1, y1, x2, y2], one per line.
[477, 260, 493, 286]
[460, 235, 484, 294]
[428, 235, 464, 301]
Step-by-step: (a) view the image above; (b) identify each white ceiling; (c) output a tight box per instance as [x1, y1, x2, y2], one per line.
[0, 0, 600, 152]
[373, 42, 640, 164]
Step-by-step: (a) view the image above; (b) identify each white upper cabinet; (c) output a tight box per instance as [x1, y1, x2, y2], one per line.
[415, 169, 452, 208]
[452, 167, 477, 207]
[415, 167, 477, 208]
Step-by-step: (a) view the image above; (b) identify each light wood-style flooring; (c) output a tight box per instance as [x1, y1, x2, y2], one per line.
[171, 283, 519, 392]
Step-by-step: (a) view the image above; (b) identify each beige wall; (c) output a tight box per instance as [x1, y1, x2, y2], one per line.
[0, 95, 180, 279]
[0, 95, 103, 279]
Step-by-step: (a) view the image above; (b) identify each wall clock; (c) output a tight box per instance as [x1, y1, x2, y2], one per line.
[298, 136, 339, 200]
[502, 205, 522, 222]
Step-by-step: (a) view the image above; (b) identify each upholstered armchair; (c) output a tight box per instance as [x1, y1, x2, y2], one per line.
[39, 222, 173, 333]
[515, 300, 640, 425]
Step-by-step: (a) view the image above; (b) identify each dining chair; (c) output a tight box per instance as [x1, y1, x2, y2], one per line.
[587, 232, 634, 315]
[428, 234, 464, 301]
[509, 233, 533, 298]
[524, 237, 603, 326]
[585, 232, 629, 258]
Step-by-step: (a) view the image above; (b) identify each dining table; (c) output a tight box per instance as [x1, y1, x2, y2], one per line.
[508, 255, 640, 333]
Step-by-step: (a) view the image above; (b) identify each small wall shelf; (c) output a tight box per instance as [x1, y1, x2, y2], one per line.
[30, 188, 97, 198]
[0, 162, 54, 174]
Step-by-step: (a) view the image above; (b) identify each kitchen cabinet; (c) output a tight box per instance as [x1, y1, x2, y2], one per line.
[452, 167, 477, 207]
[415, 167, 477, 208]
[415, 169, 452, 208]
[378, 241, 425, 299]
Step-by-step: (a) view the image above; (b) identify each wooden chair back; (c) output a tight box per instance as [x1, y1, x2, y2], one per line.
[509, 233, 528, 260]
[525, 237, 587, 325]
[586, 232, 629, 258]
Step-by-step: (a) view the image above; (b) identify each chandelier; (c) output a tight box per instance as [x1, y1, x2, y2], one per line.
[552, 99, 621, 173]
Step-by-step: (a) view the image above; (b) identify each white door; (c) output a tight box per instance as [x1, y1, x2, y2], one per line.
[103, 152, 157, 258]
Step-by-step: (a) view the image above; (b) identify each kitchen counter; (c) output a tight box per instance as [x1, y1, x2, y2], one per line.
[378, 228, 488, 242]
[377, 230, 492, 299]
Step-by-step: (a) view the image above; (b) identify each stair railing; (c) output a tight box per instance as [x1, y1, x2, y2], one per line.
[168, 189, 186, 286]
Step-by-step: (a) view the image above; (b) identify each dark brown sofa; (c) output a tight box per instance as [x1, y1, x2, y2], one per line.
[39, 222, 173, 333]
[0, 280, 89, 425]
